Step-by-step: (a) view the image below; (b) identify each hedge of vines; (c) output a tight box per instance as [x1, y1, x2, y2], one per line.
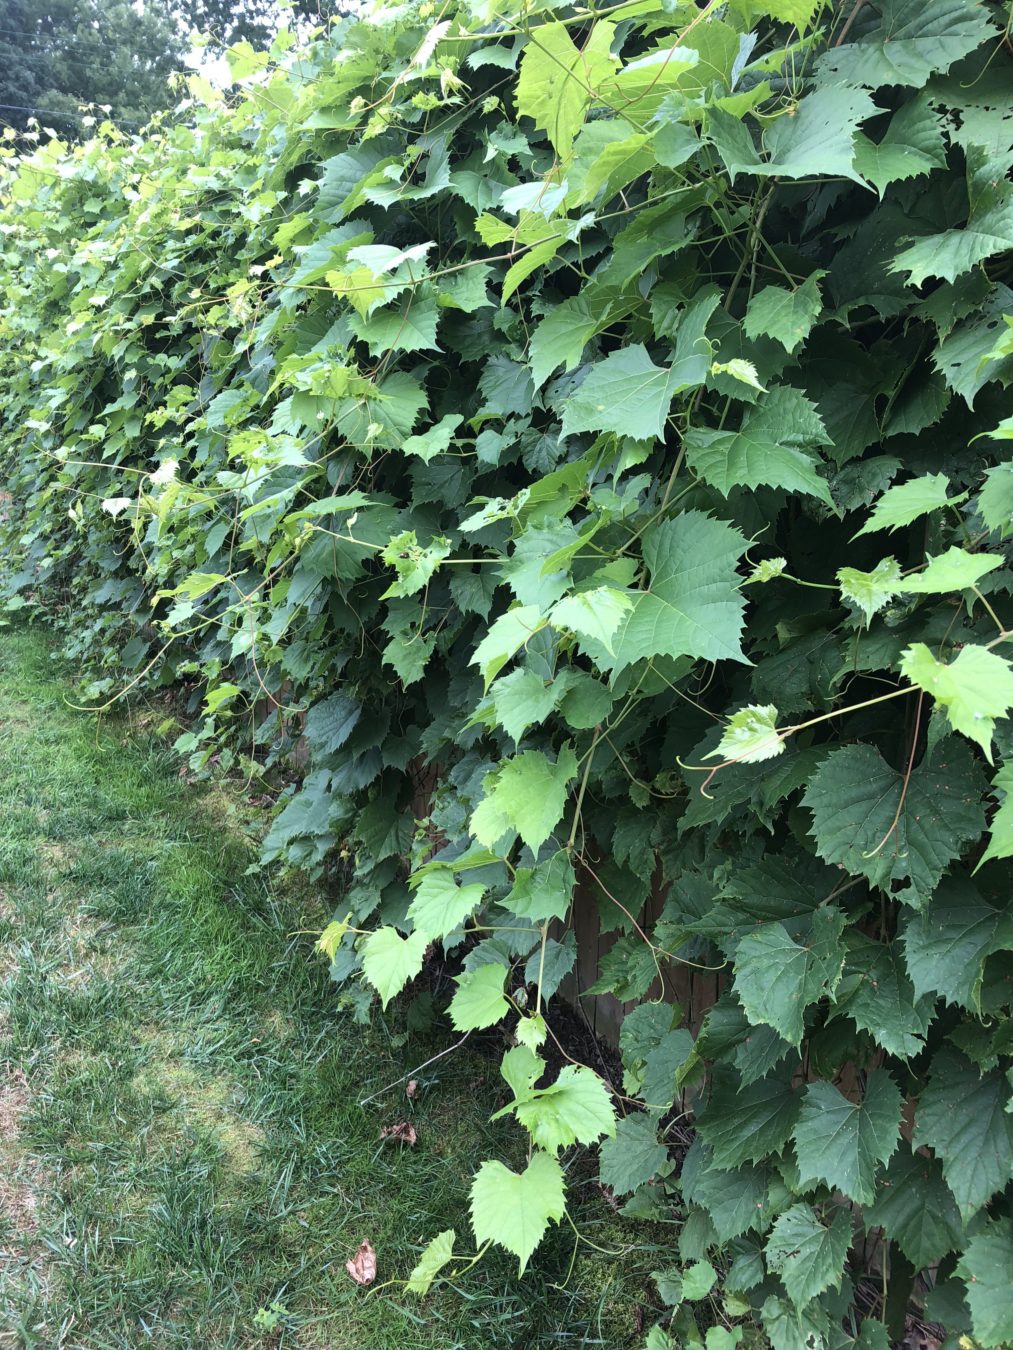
[2, 1, 1012, 1345]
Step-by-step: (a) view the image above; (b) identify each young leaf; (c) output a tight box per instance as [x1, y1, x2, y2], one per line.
[470, 747, 578, 854]
[897, 546, 1003, 594]
[707, 704, 783, 765]
[470, 605, 545, 689]
[491, 667, 558, 743]
[361, 927, 430, 1008]
[901, 642, 1013, 760]
[513, 1064, 616, 1152]
[550, 587, 633, 655]
[470, 1150, 566, 1274]
[793, 1071, 903, 1206]
[515, 21, 616, 158]
[505, 851, 575, 923]
[764, 1203, 852, 1307]
[405, 1229, 457, 1296]
[837, 557, 903, 626]
[978, 763, 1013, 868]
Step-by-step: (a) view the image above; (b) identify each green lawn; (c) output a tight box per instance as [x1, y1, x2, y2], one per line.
[0, 625, 668, 1349]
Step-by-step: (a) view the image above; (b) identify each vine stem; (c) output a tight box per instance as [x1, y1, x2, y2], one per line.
[864, 689, 925, 861]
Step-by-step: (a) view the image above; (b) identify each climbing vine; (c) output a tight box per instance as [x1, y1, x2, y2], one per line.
[1, 1, 1012, 1344]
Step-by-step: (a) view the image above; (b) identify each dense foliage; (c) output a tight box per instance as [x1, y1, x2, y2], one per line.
[1, 1, 1012, 1345]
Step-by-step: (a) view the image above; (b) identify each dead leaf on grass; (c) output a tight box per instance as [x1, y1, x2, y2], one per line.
[346, 1239, 377, 1286]
[380, 1121, 417, 1146]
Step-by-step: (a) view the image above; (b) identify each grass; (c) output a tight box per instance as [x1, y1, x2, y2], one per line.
[0, 624, 672, 1349]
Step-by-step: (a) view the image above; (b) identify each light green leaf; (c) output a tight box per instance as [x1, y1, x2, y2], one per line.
[733, 907, 846, 1046]
[349, 291, 440, 356]
[958, 1219, 1013, 1349]
[515, 20, 615, 157]
[470, 605, 545, 689]
[742, 273, 824, 353]
[380, 530, 451, 598]
[513, 1064, 616, 1152]
[914, 1049, 1013, 1216]
[710, 358, 765, 392]
[401, 413, 463, 463]
[764, 1203, 852, 1308]
[471, 747, 578, 854]
[609, 512, 749, 673]
[901, 642, 1013, 759]
[505, 851, 575, 923]
[802, 740, 985, 908]
[449, 962, 510, 1030]
[491, 667, 558, 743]
[837, 557, 903, 626]
[898, 545, 1003, 595]
[598, 1112, 669, 1195]
[560, 345, 680, 443]
[406, 1229, 457, 1296]
[707, 704, 783, 765]
[793, 1071, 902, 1206]
[528, 295, 601, 389]
[470, 1150, 566, 1274]
[550, 587, 633, 655]
[407, 870, 486, 939]
[361, 927, 430, 1009]
[852, 472, 960, 537]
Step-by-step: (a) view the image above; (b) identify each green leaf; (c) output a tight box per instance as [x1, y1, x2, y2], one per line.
[361, 927, 430, 1009]
[892, 178, 1013, 288]
[513, 1065, 616, 1152]
[852, 472, 960, 537]
[978, 763, 1013, 868]
[408, 870, 486, 939]
[852, 93, 947, 194]
[528, 295, 601, 389]
[514, 20, 615, 157]
[793, 1071, 902, 1206]
[742, 273, 824, 353]
[802, 739, 986, 908]
[816, 0, 995, 89]
[489, 667, 558, 743]
[598, 1112, 669, 1195]
[470, 1150, 566, 1274]
[405, 1229, 457, 1296]
[901, 642, 1013, 759]
[561, 345, 681, 443]
[471, 747, 578, 854]
[402, 413, 464, 463]
[505, 851, 575, 923]
[733, 907, 847, 1046]
[837, 557, 903, 626]
[957, 1219, 1013, 1349]
[470, 605, 545, 689]
[979, 463, 1013, 538]
[550, 587, 632, 655]
[449, 962, 510, 1030]
[708, 704, 783, 765]
[609, 513, 749, 673]
[680, 1141, 774, 1242]
[830, 935, 931, 1060]
[865, 1146, 962, 1269]
[710, 86, 875, 186]
[684, 387, 834, 506]
[897, 546, 1003, 595]
[764, 1203, 852, 1307]
[902, 875, 1012, 1011]
[349, 291, 440, 356]
[380, 530, 452, 598]
[913, 1049, 1013, 1216]
[695, 1071, 801, 1169]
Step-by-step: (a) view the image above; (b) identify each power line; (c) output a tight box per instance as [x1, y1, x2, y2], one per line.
[0, 102, 147, 128]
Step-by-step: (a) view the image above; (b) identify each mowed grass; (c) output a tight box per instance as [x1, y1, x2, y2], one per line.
[0, 625, 669, 1349]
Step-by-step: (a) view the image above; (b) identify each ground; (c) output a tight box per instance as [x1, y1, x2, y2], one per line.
[0, 625, 667, 1349]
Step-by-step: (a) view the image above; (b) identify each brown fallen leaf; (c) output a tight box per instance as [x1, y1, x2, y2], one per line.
[380, 1121, 417, 1145]
[346, 1239, 377, 1286]
[406, 1079, 418, 1099]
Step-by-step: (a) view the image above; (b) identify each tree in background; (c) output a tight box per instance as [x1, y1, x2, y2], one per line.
[0, 0, 345, 136]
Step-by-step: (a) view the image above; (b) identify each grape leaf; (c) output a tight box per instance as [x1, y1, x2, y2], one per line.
[680, 1141, 774, 1242]
[793, 1071, 903, 1206]
[733, 907, 846, 1046]
[406, 1229, 457, 1296]
[764, 1203, 852, 1308]
[830, 934, 931, 1060]
[550, 587, 633, 655]
[560, 345, 682, 443]
[695, 1071, 801, 1169]
[898, 546, 1003, 594]
[978, 462, 1013, 538]
[361, 927, 430, 1008]
[471, 747, 578, 854]
[513, 1065, 616, 1152]
[742, 273, 824, 353]
[865, 1146, 962, 1269]
[802, 739, 986, 908]
[902, 875, 1013, 1011]
[710, 86, 875, 186]
[707, 704, 783, 765]
[528, 295, 601, 388]
[816, 0, 996, 90]
[914, 1049, 1013, 1215]
[515, 20, 615, 157]
[490, 667, 558, 743]
[505, 851, 575, 923]
[837, 557, 903, 626]
[852, 93, 947, 194]
[408, 870, 485, 939]
[978, 763, 1013, 868]
[609, 512, 749, 673]
[449, 962, 510, 1030]
[900, 643, 1013, 759]
[471, 605, 545, 689]
[598, 1112, 669, 1195]
[852, 472, 960, 537]
[470, 1149, 566, 1274]
[957, 1219, 1013, 1349]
